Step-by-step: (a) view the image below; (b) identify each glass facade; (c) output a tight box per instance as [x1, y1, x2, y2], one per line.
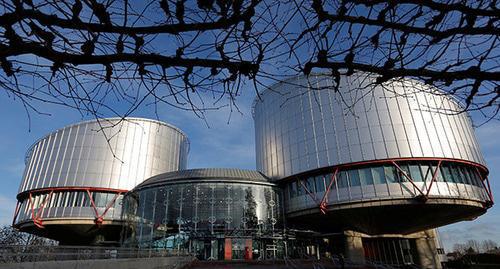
[121, 172, 284, 260]
[285, 160, 490, 214]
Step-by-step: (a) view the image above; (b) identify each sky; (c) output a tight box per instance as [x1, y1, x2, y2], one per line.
[0, 81, 499, 252]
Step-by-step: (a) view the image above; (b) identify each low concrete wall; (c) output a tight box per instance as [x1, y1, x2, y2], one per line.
[0, 255, 195, 269]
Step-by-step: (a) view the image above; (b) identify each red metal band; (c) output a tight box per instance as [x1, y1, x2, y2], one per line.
[17, 186, 128, 200]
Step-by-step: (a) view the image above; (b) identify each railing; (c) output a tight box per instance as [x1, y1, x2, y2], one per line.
[0, 245, 188, 264]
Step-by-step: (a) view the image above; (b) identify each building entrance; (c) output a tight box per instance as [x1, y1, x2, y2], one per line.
[363, 238, 418, 266]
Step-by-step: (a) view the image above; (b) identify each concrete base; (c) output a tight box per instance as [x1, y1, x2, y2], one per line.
[415, 229, 442, 269]
[344, 231, 365, 264]
[0, 256, 195, 269]
[343, 229, 442, 269]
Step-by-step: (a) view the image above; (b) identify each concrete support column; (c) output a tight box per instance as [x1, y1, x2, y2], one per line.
[415, 229, 442, 269]
[344, 231, 365, 264]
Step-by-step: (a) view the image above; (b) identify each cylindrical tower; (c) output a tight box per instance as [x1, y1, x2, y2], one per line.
[13, 117, 189, 244]
[253, 73, 493, 235]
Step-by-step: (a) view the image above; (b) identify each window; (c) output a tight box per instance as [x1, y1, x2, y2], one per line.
[440, 165, 454, 183]
[459, 166, 473, 185]
[348, 170, 361, 186]
[82, 192, 91, 207]
[68, 192, 76, 207]
[431, 164, 444, 182]
[304, 177, 315, 193]
[450, 164, 465, 184]
[384, 166, 399, 183]
[61, 192, 69, 207]
[296, 181, 304, 196]
[409, 164, 423, 182]
[399, 165, 411, 182]
[359, 168, 374, 185]
[420, 164, 432, 182]
[75, 192, 84, 207]
[337, 171, 349, 188]
[467, 168, 482, 187]
[49, 193, 57, 208]
[315, 176, 325, 192]
[371, 166, 386, 185]
[289, 181, 297, 198]
[54, 193, 62, 207]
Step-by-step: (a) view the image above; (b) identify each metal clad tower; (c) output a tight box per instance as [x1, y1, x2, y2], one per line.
[253, 74, 493, 235]
[13, 117, 189, 244]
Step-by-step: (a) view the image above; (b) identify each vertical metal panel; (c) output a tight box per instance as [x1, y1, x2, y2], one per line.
[16, 118, 189, 224]
[253, 74, 486, 180]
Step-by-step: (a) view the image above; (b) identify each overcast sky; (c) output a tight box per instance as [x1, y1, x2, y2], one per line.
[0, 83, 498, 252]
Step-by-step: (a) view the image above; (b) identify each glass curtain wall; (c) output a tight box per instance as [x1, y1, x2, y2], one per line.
[121, 181, 283, 260]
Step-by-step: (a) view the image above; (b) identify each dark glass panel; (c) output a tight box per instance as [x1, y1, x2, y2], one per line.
[315, 176, 325, 192]
[408, 164, 423, 182]
[372, 166, 386, 185]
[440, 164, 454, 183]
[289, 181, 297, 198]
[337, 171, 349, 188]
[348, 170, 361, 186]
[384, 166, 399, 183]
[399, 165, 410, 182]
[359, 168, 374, 185]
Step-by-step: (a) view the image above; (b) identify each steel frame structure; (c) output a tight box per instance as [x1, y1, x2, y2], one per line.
[13, 187, 127, 228]
[293, 157, 493, 215]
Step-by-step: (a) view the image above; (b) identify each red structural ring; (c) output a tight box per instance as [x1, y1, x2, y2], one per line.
[279, 157, 489, 182]
[282, 157, 493, 215]
[13, 187, 126, 229]
[16, 186, 128, 200]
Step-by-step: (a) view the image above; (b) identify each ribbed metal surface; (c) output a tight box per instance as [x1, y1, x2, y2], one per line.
[253, 73, 485, 180]
[135, 168, 272, 190]
[15, 117, 189, 226]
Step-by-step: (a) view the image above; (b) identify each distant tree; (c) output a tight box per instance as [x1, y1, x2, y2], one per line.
[482, 239, 498, 253]
[453, 243, 467, 255]
[0, 225, 56, 246]
[0, 0, 498, 124]
[465, 239, 481, 253]
[244, 187, 258, 231]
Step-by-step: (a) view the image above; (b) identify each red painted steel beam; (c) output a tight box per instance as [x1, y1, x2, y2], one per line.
[391, 161, 425, 197]
[299, 179, 321, 206]
[86, 189, 100, 220]
[34, 190, 53, 225]
[475, 167, 494, 205]
[425, 160, 442, 198]
[485, 177, 494, 204]
[96, 192, 123, 225]
[319, 168, 339, 214]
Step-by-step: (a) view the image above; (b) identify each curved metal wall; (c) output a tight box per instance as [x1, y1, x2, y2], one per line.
[15, 117, 189, 227]
[253, 74, 485, 180]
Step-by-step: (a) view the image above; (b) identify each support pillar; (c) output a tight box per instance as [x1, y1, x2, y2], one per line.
[344, 231, 365, 264]
[415, 229, 442, 269]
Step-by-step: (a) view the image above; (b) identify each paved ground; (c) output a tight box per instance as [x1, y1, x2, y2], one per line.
[184, 260, 366, 269]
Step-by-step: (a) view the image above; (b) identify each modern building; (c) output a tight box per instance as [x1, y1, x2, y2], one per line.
[12, 118, 189, 245]
[252, 73, 494, 267]
[120, 168, 284, 260]
[11, 73, 494, 267]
